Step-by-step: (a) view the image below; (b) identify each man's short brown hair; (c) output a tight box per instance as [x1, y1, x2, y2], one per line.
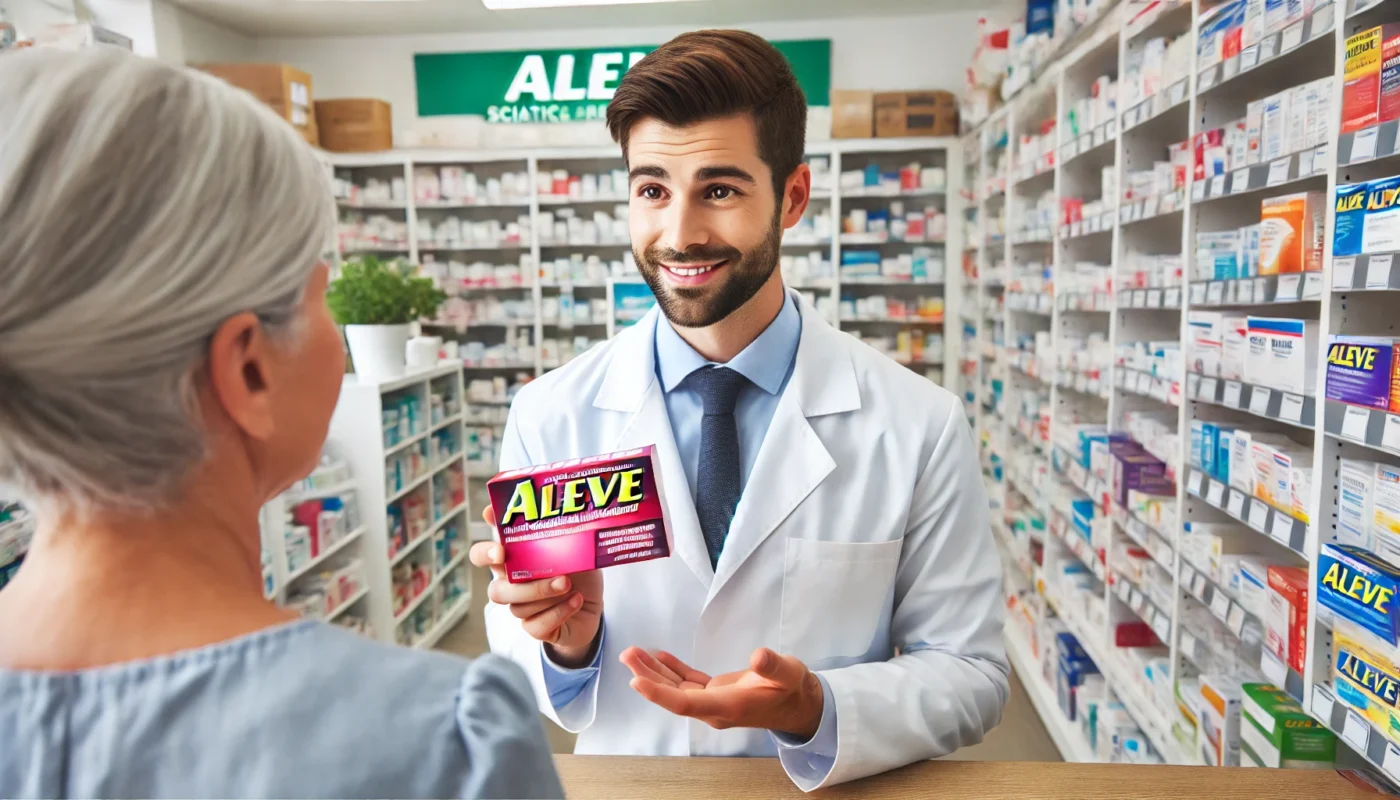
[606, 30, 808, 196]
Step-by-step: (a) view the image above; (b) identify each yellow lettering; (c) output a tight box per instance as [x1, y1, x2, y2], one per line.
[1323, 562, 1342, 591]
[561, 478, 587, 514]
[586, 471, 621, 509]
[1348, 572, 1369, 602]
[617, 467, 645, 503]
[500, 481, 538, 525]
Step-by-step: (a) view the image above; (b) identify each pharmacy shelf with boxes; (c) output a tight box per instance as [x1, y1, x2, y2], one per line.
[325, 139, 965, 390]
[961, 0, 1400, 782]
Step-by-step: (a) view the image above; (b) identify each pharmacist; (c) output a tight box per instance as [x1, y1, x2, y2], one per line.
[469, 30, 1007, 791]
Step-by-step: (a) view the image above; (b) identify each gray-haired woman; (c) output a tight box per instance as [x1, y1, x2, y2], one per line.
[0, 47, 562, 799]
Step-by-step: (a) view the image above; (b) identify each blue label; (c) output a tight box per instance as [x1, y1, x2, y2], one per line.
[1319, 544, 1400, 646]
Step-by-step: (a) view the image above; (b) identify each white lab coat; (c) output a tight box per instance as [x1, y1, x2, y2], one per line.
[486, 292, 1008, 790]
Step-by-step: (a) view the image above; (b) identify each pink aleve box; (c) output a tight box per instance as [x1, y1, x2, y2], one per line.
[486, 446, 673, 583]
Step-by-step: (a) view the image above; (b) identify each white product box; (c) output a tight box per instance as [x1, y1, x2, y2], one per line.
[1244, 0, 1266, 47]
[1228, 120, 1249, 171]
[1286, 85, 1310, 156]
[1237, 558, 1271, 619]
[1374, 464, 1400, 569]
[1247, 433, 1299, 509]
[1246, 100, 1265, 166]
[1264, 0, 1288, 32]
[1244, 316, 1319, 395]
[1311, 77, 1332, 149]
[1221, 316, 1249, 380]
[1230, 430, 1255, 494]
[1339, 459, 1378, 551]
[1189, 311, 1224, 376]
[1261, 92, 1289, 161]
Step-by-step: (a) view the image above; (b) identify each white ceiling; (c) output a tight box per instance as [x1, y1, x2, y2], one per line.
[171, 0, 982, 38]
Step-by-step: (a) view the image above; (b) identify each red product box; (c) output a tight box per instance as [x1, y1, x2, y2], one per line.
[488, 447, 673, 583]
[1382, 29, 1400, 125]
[1192, 129, 1225, 182]
[1061, 196, 1084, 224]
[1113, 621, 1159, 647]
[1267, 565, 1309, 674]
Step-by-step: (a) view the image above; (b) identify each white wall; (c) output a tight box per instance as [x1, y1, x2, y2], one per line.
[152, 0, 253, 63]
[252, 12, 977, 135]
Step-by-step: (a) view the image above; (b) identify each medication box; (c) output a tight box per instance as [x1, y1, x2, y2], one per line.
[1335, 182, 1369, 258]
[1245, 317, 1318, 395]
[487, 446, 673, 583]
[1318, 543, 1400, 646]
[1332, 619, 1400, 746]
[1240, 683, 1336, 768]
[1325, 336, 1399, 410]
[1259, 192, 1324, 274]
[1363, 176, 1400, 254]
[1339, 459, 1379, 551]
[1267, 565, 1308, 674]
[1343, 26, 1395, 133]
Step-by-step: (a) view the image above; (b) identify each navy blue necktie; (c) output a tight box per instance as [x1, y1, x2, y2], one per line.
[692, 365, 748, 569]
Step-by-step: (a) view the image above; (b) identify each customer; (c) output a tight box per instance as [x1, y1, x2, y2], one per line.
[0, 47, 561, 800]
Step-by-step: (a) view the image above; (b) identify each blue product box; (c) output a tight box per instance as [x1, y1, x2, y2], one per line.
[1364, 176, 1400, 254]
[1199, 423, 1219, 477]
[1055, 631, 1089, 663]
[1318, 543, 1400, 647]
[1215, 428, 1235, 485]
[1336, 182, 1368, 258]
[1189, 421, 1206, 471]
[1071, 498, 1095, 537]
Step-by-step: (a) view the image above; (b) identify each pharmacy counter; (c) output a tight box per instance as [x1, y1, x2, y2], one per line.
[553, 756, 1382, 799]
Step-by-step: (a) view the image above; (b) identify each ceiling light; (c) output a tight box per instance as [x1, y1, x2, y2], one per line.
[482, 0, 702, 9]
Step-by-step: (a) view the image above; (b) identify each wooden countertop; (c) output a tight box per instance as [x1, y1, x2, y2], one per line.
[554, 756, 1384, 799]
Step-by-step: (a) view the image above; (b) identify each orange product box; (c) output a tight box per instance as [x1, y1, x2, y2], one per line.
[1343, 27, 1398, 133]
[1259, 191, 1325, 274]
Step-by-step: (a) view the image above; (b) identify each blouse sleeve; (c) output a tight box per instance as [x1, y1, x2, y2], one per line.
[455, 654, 566, 800]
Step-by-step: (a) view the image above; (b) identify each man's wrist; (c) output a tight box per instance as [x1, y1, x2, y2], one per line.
[544, 624, 603, 669]
[776, 670, 825, 741]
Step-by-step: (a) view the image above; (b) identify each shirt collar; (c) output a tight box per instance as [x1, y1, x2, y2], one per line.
[655, 290, 802, 396]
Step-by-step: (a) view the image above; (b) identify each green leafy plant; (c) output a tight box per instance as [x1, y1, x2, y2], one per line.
[326, 256, 447, 326]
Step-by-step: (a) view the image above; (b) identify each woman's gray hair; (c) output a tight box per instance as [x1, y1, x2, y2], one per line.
[0, 47, 334, 511]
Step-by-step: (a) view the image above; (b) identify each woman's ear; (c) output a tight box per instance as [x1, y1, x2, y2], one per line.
[206, 312, 276, 442]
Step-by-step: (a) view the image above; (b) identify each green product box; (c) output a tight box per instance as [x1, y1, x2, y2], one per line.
[1239, 683, 1336, 769]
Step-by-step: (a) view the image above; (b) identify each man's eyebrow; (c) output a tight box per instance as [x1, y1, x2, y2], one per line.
[696, 166, 757, 184]
[629, 165, 669, 182]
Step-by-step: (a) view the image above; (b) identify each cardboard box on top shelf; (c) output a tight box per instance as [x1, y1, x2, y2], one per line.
[874, 91, 958, 138]
[831, 90, 874, 139]
[316, 98, 393, 153]
[192, 63, 317, 146]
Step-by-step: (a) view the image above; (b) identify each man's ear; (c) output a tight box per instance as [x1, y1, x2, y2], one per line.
[781, 163, 812, 229]
[206, 312, 276, 442]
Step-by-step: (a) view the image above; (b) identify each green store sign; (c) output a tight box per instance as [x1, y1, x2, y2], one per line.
[415, 39, 830, 123]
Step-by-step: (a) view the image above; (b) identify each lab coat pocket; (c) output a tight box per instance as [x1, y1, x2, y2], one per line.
[778, 538, 902, 665]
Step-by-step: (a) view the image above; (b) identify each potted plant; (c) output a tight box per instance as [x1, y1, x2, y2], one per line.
[326, 256, 447, 382]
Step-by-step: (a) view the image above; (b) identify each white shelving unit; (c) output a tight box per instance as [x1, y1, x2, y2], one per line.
[326, 138, 966, 398]
[964, 0, 1400, 781]
[325, 362, 473, 649]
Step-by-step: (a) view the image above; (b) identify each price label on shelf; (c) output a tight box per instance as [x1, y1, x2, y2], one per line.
[1262, 649, 1289, 686]
[1368, 254, 1395, 289]
[1189, 470, 1206, 495]
[1281, 20, 1304, 51]
[1343, 405, 1372, 441]
[1231, 168, 1251, 194]
[1239, 45, 1260, 70]
[1352, 127, 1380, 163]
[1199, 68, 1216, 92]
[1227, 604, 1247, 636]
[1152, 614, 1171, 642]
[1080, 134, 1092, 151]
[1303, 272, 1324, 299]
[1270, 513, 1294, 546]
[1191, 181, 1207, 202]
[1106, 120, 1117, 140]
[1165, 287, 1181, 307]
[1116, 580, 1131, 602]
[1147, 289, 1163, 307]
[1207, 281, 1225, 304]
[1249, 387, 1272, 416]
[1384, 743, 1400, 786]
[1311, 686, 1335, 725]
[1382, 414, 1400, 453]
[1131, 589, 1144, 609]
[1335, 257, 1358, 289]
[1248, 501, 1270, 532]
[1274, 274, 1301, 301]
[1227, 489, 1246, 518]
[1145, 195, 1160, 217]
[1123, 107, 1138, 128]
[1186, 372, 1201, 398]
[1136, 372, 1151, 393]
[1190, 283, 1207, 304]
[1130, 290, 1144, 307]
[1181, 564, 1196, 587]
[1210, 175, 1226, 196]
[1191, 572, 1207, 597]
[1344, 710, 1372, 752]
[1223, 381, 1243, 407]
[1207, 480, 1225, 505]
[1265, 157, 1290, 187]
[1200, 377, 1219, 400]
[1210, 590, 1232, 621]
[1279, 393, 1305, 424]
[1260, 35, 1278, 59]
[1170, 81, 1187, 105]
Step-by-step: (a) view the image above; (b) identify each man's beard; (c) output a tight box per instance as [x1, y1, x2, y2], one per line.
[634, 210, 783, 329]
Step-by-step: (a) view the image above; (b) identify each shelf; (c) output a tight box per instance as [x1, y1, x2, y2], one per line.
[420, 242, 528, 251]
[1194, 2, 1336, 97]
[841, 185, 946, 198]
[1189, 144, 1329, 206]
[839, 277, 944, 287]
[838, 316, 943, 325]
[1002, 624, 1098, 763]
[1120, 80, 1189, 133]
[1184, 372, 1316, 430]
[430, 413, 463, 433]
[781, 238, 833, 247]
[1118, 190, 1185, 227]
[1178, 557, 1269, 644]
[1010, 227, 1055, 245]
[838, 233, 945, 246]
[326, 586, 369, 621]
[384, 429, 429, 458]
[1116, 367, 1180, 407]
[414, 593, 472, 650]
[538, 194, 626, 206]
[1331, 253, 1400, 291]
[1184, 469, 1309, 558]
[1115, 286, 1183, 310]
[1055, 371, 1111, 401]
[1338, 121, 1400, 168]
[393, 548, 470, 625]
[1109, 570, 1173, 646]
[417, 199, 533, 209]
[1049, 509, 1106, 580]
[1058, 210, 1115, 241]
[286, 527, 365, 584]
[338, 200, 407, 210]
[1321, 400, 1400, 461]
[1308, 683, 1400, 785]
[386, 469, 433, 505]
[1110, 507, 1175, 573]
[1187, 274, 1324, 307]
[539, 240, 630, 249]
[1058, 119, 1117, 166]
[286, 479, 358, 503]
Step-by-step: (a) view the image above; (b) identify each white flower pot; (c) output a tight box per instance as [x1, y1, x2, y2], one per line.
[344, 323, 413, 383]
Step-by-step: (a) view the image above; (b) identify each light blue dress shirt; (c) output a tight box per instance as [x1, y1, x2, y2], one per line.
[539, 292, 839, 783]
[1, 620, 563, 799]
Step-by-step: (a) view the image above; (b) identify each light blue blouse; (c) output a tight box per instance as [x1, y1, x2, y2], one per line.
[0, 620, 564, 799]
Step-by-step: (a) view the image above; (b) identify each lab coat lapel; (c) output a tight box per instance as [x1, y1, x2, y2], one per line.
[594, 307, 714, 590]
[706, 295, 861, 604]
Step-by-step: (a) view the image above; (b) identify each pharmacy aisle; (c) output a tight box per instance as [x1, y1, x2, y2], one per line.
[962, 0, 1400, 784]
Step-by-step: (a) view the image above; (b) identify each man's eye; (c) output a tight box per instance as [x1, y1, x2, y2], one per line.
[707, 186, 734, 200]
[640, 186, 664, 200]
